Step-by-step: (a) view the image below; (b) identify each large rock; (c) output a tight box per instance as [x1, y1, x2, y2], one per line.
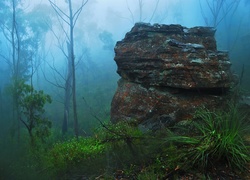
[111, 23, 234, 129]
[111, 79, 226, 130]
[114, 23, 232, 89]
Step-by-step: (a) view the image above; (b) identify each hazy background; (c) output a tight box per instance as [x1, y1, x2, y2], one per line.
[0, 0, 250, 178]
[0, 0, 250, 135]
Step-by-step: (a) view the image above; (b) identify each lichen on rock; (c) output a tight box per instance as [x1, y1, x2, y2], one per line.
[111, 23, 234, 130]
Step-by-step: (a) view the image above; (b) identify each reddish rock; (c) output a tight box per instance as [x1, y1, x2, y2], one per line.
[111, 79, 227, 130]
[111, 23, 234, 129]
[114, 23, 232, 89]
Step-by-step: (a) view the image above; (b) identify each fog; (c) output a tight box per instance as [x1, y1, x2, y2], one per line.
[0, 0, 249, 141]
[0, 0, 250, 178]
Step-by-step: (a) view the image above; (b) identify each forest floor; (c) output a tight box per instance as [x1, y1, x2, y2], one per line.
[57, 105, 250, 180]
[88, 163, 250, 180]
[94, 136, 250, 180]
[165, 134, 250, 180]
[110, 164, 250, 180]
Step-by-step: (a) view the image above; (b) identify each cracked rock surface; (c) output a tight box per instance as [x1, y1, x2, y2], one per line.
[111, 23, 234, 130]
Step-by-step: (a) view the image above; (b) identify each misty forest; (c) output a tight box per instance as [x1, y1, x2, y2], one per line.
[0, 0, 250, 179]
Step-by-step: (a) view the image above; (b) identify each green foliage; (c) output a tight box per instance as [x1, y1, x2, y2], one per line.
[166, 104, 250, 172]
[0, 134, 52, 180]
[43, 121, 147, 177]
[47, 137, 105, 173]
[95, 121, 146, 166]
[18, 80, 52, 142]
[95, 121, 144, 143]
[130, 144, 181, 180]
[41, 110, 250, 178]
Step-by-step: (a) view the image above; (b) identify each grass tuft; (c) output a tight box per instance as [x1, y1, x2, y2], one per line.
[166, 104, 250, 172]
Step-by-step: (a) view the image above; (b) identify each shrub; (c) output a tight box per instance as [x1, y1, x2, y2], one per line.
[47, 137, 105, 174]
[44, 122, 146, 177]
[94, 121, 147, 168]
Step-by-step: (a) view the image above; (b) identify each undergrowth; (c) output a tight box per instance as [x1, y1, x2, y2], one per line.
[42, 104, 250, 179]
[166, 103, 250, 173]
[46, 137, 105, 177]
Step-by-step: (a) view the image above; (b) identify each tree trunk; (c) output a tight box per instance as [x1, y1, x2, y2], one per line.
[48, 0, 88, 138]
[68, 0, 79, 138]
[11, 0, 21, 142]
[62, 42, 73, 134]
[0, 88, 2, 115]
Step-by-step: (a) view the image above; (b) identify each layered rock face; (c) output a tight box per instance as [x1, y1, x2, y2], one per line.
[111, 23, 233, 130]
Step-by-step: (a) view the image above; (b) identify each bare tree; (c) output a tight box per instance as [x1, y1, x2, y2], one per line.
[138, 0, 143, 22]
[199, 0, 241, 52]
[199, 0, 241, 28]
[124, 0, 161, 24]
[42, 27, 73, 135]
[48, 0, 88, 138]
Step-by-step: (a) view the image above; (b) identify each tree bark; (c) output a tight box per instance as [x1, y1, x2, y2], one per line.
[68, 0, 79, 138]
[62, 42, 73, 134]
[11, 0, 21, 142]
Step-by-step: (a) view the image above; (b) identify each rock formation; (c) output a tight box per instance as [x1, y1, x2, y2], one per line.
[111, 23, 233, 130]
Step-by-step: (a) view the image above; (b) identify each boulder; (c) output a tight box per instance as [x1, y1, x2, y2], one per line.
[111, 79, 227, 130]
[111, 23, 234, 130]
[114, 23, 232, 89]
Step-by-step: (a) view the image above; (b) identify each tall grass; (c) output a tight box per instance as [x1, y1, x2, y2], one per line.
[167, 104, 250, 172]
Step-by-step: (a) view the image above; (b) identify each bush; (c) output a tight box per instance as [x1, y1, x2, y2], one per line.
[94, 121, 148, 168]
[47, 137, 105, 174]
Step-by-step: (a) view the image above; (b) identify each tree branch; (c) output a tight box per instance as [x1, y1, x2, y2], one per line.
[149, 0, 160, 23]
[20, 117, 31, 132]
[41, 56, 66, 90]
[126, 0, 135, 24]
[48, 0, 70, 26]
[73, 0, 88, 28]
